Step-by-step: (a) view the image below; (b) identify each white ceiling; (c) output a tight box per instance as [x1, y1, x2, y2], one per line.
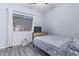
[22, 3, 59, 12]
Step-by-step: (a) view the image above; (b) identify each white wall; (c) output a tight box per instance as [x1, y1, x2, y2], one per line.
[44, 3, 79, 38]
[0, 3, 44, 48]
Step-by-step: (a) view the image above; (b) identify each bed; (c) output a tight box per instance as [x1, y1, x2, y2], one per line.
[33, 35, 79, 56]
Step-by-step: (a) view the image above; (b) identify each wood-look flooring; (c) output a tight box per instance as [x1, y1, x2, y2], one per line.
[0, 44, 45, 56]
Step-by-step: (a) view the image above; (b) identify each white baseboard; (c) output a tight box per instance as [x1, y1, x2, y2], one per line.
[0, 41, 32, 49]
[0, 43, 21, 49]
[0, 46, 9, 49]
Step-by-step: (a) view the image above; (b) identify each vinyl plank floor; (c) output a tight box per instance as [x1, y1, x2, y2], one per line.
[0, 44, 45, 56]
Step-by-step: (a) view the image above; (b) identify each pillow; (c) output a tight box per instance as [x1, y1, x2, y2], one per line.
[68, 38, 79, 52]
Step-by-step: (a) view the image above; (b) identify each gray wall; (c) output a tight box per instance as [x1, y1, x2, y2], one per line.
[0, 3, 44, 49]
[44, 3, 79, 38]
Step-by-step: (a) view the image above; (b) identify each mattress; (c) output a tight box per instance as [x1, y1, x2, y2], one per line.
[34, 35, 71, 47]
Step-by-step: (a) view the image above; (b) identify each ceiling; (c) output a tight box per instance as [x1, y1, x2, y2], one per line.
[22, 3, 59, 12]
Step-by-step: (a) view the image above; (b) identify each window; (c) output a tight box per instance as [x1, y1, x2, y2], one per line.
[13, 14, 33, 31]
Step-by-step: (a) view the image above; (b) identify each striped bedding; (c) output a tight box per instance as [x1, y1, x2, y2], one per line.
[33, 35, 79, 56]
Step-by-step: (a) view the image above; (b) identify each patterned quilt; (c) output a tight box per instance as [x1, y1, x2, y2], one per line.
[33, 38, 79, 56]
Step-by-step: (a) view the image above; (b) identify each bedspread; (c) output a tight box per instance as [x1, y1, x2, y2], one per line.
[33, 38, 79, 56]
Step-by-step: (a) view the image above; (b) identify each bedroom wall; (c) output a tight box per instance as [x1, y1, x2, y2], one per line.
[0, 3, 44, 48]
[44, 3, 79, 38]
